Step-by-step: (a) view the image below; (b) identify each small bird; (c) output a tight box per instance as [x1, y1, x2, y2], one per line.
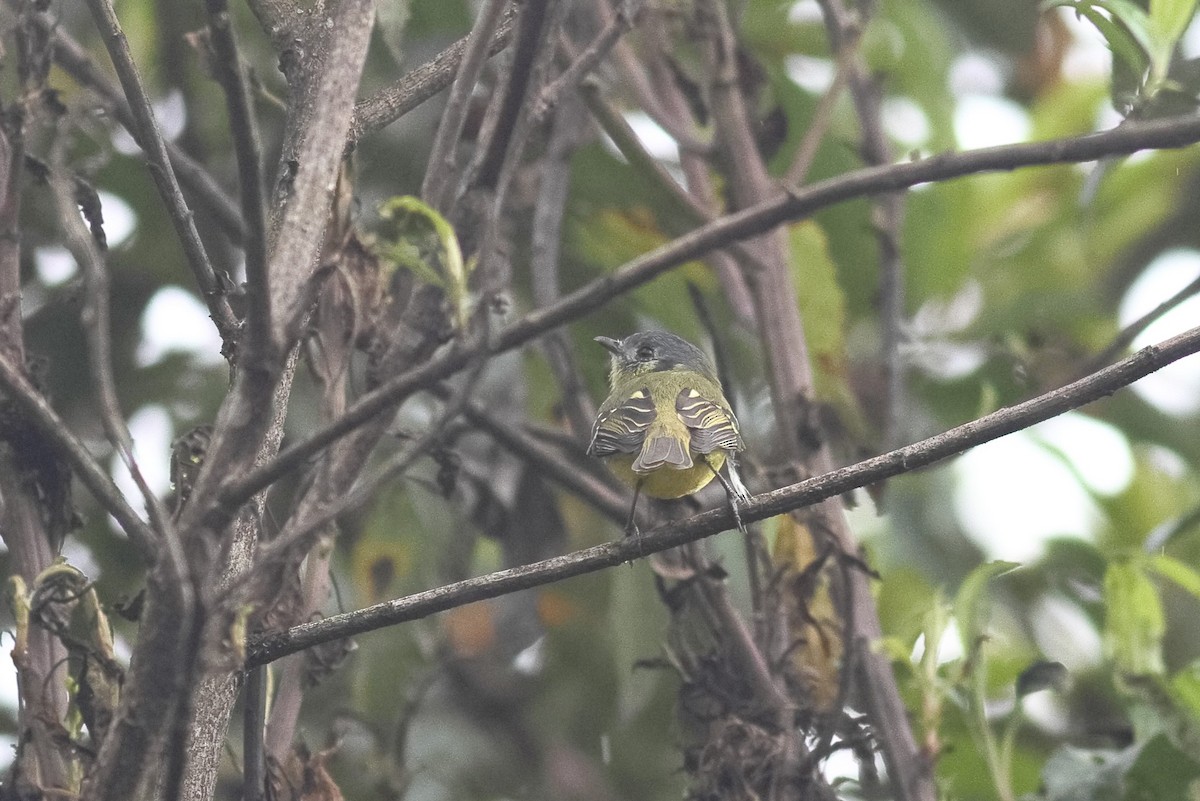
[588, 331, 750, 535]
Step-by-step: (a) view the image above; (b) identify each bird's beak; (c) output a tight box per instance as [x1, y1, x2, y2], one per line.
[593, 336, 622, 356]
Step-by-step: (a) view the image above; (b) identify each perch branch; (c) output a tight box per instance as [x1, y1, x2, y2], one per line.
[215, 113, 1200, 520]
[247, 322, 1200, 665]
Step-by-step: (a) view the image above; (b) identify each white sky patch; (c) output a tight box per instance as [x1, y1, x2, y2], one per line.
[1057, 6, 1116, 82]
[1184, 14, 1200, 58]
[787, 0, 822, 25]
[954, 94, 1032, 150]
[60, 539, 101, 583]
[881, 96, 931, 149]
[111, 404, 174, 507]
[622, 111, 679, 165]
[1030, 412, 1134, 497]
[1030, 594, 1102, 672]
[785, 54, 835, 95]
[911, 620, 965, 666]
[113, 89, 187, 155]
[1118, 249, 1200, 416]
[954, 432, 1103, 562]
[136, 286, 225, 367]
[33, 192, 136, 288]
[907, 280, 988, 379]
[34, 246, 78, 286]
[95, 191, 137, 248]
[948, 52, 1006, 97]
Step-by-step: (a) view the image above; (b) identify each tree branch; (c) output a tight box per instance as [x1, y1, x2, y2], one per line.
[421, 0, 513, 210]
[350, 5, 518, 145]
[213, 114, 1200, 523]
[248, 322, 1200, 665]
[82, 0, 240, 345]
[204, 0, 271, 365]
[47, 159, 175, 550]
[0, 353, 158, 558]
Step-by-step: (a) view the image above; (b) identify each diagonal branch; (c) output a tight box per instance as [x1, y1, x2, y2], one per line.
[82, 0, 240, 345]
[211, 114, 1200, 523]
[247, 322, 1200, 666]
[350, 5, 518, 145]
[47, 159, 175, 548]
[204, 0, 271, 365]
[0, 353, 157, 559]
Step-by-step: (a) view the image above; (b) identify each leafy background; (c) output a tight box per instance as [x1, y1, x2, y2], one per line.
[5, 0, 1200, 798]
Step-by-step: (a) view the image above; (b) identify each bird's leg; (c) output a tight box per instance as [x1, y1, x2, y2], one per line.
[706, 454, 750, 535]
[624, 480, 643, 537]
[624, 480, 645, 560]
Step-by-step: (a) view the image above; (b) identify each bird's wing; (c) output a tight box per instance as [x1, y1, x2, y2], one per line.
[676, 387, 743, 454]
[588, 388, 656, 457]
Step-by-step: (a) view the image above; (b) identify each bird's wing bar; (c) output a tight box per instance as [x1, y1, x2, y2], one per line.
[588, 388, 656, 457]
[677, 388, 743, 453]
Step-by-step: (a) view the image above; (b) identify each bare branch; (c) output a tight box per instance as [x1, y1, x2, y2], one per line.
[46, 157, 174, 545]
[82, 0, 240, 345]
[533, 0, 643, 122]
[204, 0, 271, 365]
[6, 2, 251, 243]
[268, 0, 377, 343]
[421, 0, 513, 210]
[1088, 272, 1200, 372]
[212, 113, 1200, 521]
[350, 6, 518, 145]
[248, 322, 1200, 666]
[0, 354, 157, 558]
[815, 0, 907, 448]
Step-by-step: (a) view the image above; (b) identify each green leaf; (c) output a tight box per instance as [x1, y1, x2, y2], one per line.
[1147, 554, 1200, 601]
[1150, 0, 1200, 52]
[1169, 662, 1200, 721]
[1124, 733, 1200, 801]
[376, 195, 470, 329]
[1104, 560, 1166, 677]
[1045, 1, 1151, 81]
[954, 560, 1020, 653]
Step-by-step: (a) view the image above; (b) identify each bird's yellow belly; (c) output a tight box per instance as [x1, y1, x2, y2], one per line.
[604, 451, 727, 499]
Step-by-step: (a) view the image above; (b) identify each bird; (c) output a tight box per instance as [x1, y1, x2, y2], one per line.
[587, 330, 750, 536]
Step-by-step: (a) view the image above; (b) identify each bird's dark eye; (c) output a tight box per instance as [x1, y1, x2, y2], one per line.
[636, 345, 655, 360]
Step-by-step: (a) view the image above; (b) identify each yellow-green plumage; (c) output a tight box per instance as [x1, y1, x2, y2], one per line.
[588, 332, 745, 501]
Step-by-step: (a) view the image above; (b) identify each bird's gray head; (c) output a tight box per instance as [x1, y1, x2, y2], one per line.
[594, 331, 717, 383]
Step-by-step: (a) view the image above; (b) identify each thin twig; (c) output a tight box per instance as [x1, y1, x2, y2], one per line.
[815, 0, 906, 448]
[530, 93, 597, 440]
[247, 321, 1200, 666]
[421, 0, 513, 210]
[453, 392, 631, 523]
[204, 0, 272, 364]
[18, 3, 249, 243]
[242, 667, 267, 801]
[47, 155, 174, 548]
[533, 0, 643, 122]
[469, 0, 560, 193]
[350, 5, 518, 145]
[783, 45, 855, 187]
[0, 353, 158, 558]
[210, 113, 1200, 522]
[600, 1, 713, 154]
[82, 0, 240, 345]
[1087, 272, 1200, 373]
[264, 361, 489, 566]
[579, 82, 770, 276]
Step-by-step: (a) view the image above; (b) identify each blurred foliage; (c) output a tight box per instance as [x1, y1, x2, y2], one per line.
[5, 0, 1200, 798]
